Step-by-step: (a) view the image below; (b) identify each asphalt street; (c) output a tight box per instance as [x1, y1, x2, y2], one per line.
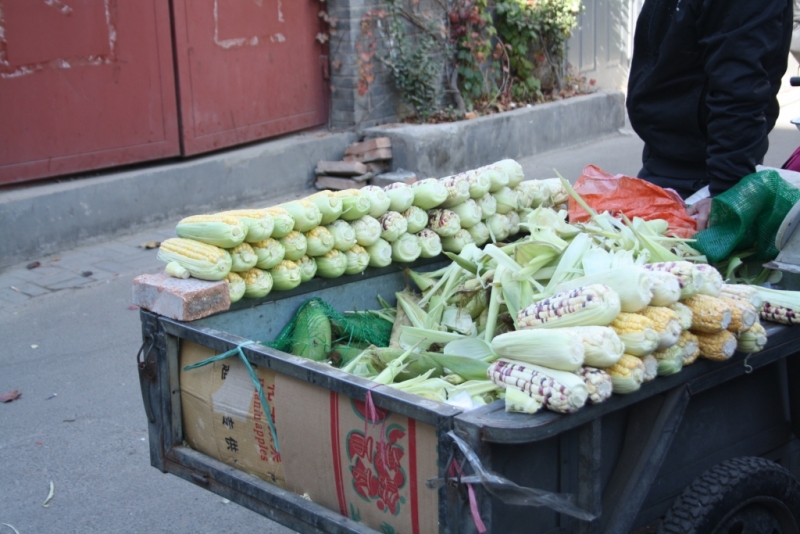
[2, 90, 800, 533]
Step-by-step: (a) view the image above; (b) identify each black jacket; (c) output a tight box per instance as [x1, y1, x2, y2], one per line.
[626, 0, 792, 197]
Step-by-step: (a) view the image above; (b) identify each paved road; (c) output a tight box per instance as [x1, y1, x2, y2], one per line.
[2, 93, 800, 533]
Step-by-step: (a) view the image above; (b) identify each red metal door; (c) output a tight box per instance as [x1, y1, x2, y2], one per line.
[171, 0, 328, 156]
[0, 0, 180, 185]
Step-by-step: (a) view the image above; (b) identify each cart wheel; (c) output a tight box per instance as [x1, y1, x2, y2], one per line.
[659, 457, 800, 534]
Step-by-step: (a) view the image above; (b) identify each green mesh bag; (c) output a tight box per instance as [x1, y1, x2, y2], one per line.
[262, 297, 393, 354]
[693, 170, 800, 263]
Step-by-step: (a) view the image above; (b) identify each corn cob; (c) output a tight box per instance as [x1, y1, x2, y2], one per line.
[279, 230, 308, 261]
[610, 312, 660, 356]
[464, 169, 491, 199]
[378, 211, 409, 242]
[643, 261, 704, 298]
[392, 233, 422, 262]
[554, 267, 653, 313]
[367, 238, 393, 267]
[467, 221, 491, 246]
[402, 205, 429, 234]
[653, 345, 683, 376]
[278, 200, 323, 233]
[640, 354, 658, 382]
[720, 284, 764, 310]
[537, 178, 570, 206]
[175, 214, 248, 249]
[639, 306, 682, 349]
[694, 264, 723, 296]
[490, 329, 586, 371]
[682, 294, 732, 333]
[493, 186, 521, 215]
[488, 359, 589, 414]
[344, 245, 370, 275]
[383, 182, 415, 213]
[334, 189, 372, 221]
[411, 178, 449, 210]
[737, 322, 768, 353]
[438, 174, 472, 208]
[495, 159, 525, 188]
[157, 238, 232, 281]
[316, 249, 348, 278]
[165, 261, 190, 279]
[477, 192, 497, 219]
[518, 284, 621, 329]
[216, 209, 275, 243]
[305, 191, 344, 225]
[263, 207, 296, 238]
[677, 330, 700, 365]
[482, 165, 510, 193]
[226, 272, 246, 303]
[567, 326, 624, 368]
[296, 255, 317, 283]
[228, 243, 258, 272]
[360, 185, 392, 218]
[416, 229, 443, 258]
[718, 295, 757, 333]
[753, 286, 800, 325]
[305, 226, 335, 257]
[252, 238, 285, 270]
[574, 367, 613, 404]
[270, 260, 302, 291]
[290, 299, 332, 362]
[668, 302, 693, 331]
[504, 384, 542, 414]
[241, 267, 273, 299]
[449, 198, 482, 229]
[427, 208, 462, 237]
[604, 354, 645, 394]
[696, 329, 737, 361]
[506, 210, 522, 236]
[441, 229, 475, 254]
[648, 271, 682, 307]
[326, 219, 358, 251]
[485, 213, 511, 242]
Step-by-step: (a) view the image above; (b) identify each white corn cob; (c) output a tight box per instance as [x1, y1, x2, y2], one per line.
[566, 326, 624, 368]
[574, 367, 613, 404]
[488, 359, 589, 414]
[720, 284, 764, 310]
[643, 261, 705, 298]
[517, 284, 621, 329]
[694, 264, 723, 296]
[554, 267, 653, 313]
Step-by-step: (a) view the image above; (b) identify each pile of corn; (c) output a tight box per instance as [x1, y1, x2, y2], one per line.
[156, 159, 570, 303]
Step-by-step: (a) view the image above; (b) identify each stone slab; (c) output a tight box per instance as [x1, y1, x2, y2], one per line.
[315, 160, 368, 176]
[132, 272, 230, 321]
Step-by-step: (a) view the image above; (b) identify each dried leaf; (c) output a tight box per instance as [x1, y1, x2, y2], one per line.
[0, 390, 21, 403]
[139, 241, 161, 250]
[26, 261, 41, 269]
[42, 481, 55, 507]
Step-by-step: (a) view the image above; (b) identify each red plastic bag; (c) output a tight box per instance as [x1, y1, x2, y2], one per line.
[567, 165, 698, 238]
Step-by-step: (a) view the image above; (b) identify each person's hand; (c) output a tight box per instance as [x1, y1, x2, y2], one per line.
[687, 197, 712, 231]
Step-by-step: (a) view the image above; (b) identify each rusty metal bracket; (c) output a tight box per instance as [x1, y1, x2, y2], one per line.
[137, 335, 157, 424]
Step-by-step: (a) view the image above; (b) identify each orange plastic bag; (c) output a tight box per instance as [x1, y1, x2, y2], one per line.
[567, 165, 698, 238]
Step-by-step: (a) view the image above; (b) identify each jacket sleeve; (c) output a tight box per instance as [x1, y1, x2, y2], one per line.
[699, 0, 791, 196]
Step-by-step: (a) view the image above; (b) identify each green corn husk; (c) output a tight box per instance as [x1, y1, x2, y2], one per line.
[477, 193, 497, 219]
[737, 322, 767, 353]
[654, 345, 684, 376]
[279, 231, 308, 261]
[351, 215, 382, 247]
[403, 205, 429, 234]
[306, 191, 343, 225]
[157, 238, 232, 281]
[379, 211, 409, 242]
[264, 207, 295, 238]
[494, 159, 525, 188]
[466, 222, 490, 246]
[315, 249, 348, 278]
[344, 245, 370, 275]
[416, 229, 443, 258]
[411, 178, 449, 210]
[228, 243, 259, 272]
[334, 189, 372, 221]
[226, 272, 246, 303]
[466, 169, 492, 199]
[253, 238, 286, 270]
[485, 213, 511, 242]
[439, 174, 472, 208]
[241, 268, 274, 299]
[507, 210, 521, 236]
[296, 255, 318, 282]
[483, 165, 509, 193]
[424, 352, 491, 381]
[449, 198, 482, 229]
[165, 261, 190, 279]
[216, 210, 275, 243]
[391, 233, 422, 263]
[441, 229, 475, 254]
[367, 238, 393, 268]
[305, 226, 335, 257]
[290, 299, 332, 361]
[175, 215, 247, 249]
[279, 200, 323, 233]
[371, 347, 445, 381]
[493, 187, 520, 215]
[361, 185, 392, 218]
[384, 182, 415, 212]
[428, 209, 461, 237]
[505, 385, 542, 414]
[270, 260, 302, 290]
[326, 219, 358, 251]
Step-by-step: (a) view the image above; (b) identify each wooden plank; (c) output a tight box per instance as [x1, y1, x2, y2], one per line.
[315, 160, 368, 176]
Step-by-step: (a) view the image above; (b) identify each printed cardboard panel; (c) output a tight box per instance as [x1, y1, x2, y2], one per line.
[180, 341, 284, 487]
[274, 374, 440, 534]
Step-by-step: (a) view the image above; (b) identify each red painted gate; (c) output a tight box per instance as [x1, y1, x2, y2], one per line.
[0, 0, 328, 185]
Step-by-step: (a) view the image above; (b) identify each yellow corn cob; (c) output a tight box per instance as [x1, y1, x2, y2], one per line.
[216, 209, 275, 243]
[226, 272, 246, 303]
[609, 312, 660, 357]
[653, 345, 683, 376]
[488, 358, 589, 413]
[696, 329, 737, 361]
[720, 284, 764, 310]
[279, 200, 323, 233]
[240, 267, 273, 299]
[157, 238, 232, 281]
[639, 306, 682, 349]
[270, 260, 302, 291]
[718, 295, 757, 333]
[669, 302, 693, 331]
[677, 330, 700, 366]
[305, 226, 335, 257]
[517, 284, 621, 329]
[604, 354, 645, 394]
[175, 214, 247, 248]
[737, 322, 767, 353]
[694, 264, 723, 296]
[334, 189, 372, 220]
[263, 207, 295, 238]
[227, 242, 258, 272]
[682, 294, 732, 333]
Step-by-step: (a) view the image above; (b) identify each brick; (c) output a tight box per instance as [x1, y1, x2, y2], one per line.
[366, 161, 390, 174]
[315, 160, 368, 176]
[345, 137, 392, 156]
[315, 176, 369, 190]
[343, 147, 392, 163]
[132, 272, 230, 321]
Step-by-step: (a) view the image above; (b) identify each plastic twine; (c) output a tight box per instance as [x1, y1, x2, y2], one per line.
[364, 387, 390, 474]
[449, 458, 486, 533]
[183, 341, 280, 456]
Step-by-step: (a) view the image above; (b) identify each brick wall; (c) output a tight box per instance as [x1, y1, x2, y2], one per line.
[326, 0, 447, 129]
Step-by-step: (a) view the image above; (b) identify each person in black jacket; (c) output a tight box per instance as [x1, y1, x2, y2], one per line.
[626, 0, 793, 230]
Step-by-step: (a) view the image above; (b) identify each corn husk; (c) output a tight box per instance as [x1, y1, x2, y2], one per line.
[241, 268, 274, 299]
[379, 211, 409, 242]
[270, 260, 302, 290]
[491, 329, 585, 371]
[279, 231, 308, 261]
[217, 210, 275, 243]
[449, 198, 482, 228]
[467, 222, 490, 246]
[305, 226, 335, 257]
[228, 243, 259, 272]
[263, 207, 295, 238]
[279, 200, 323, 233]
[648, 271, 682, 306]
[494, 159, 525, 188]
[334, 189, 372, 221]
[344, 245, 370, 275]
[157, 238, 232, 281]
[165, 261, 190, 279]
[411, 178, 448, 210]
[315, 249, 348, 278]
[226, 272, 246, 303]
[296, 255, 318, 282]
[366, 238, 393, 268]
[477, 192, 497, 219]
[351, 215, 382, 247]
[493, 187, 520, 215]
[306, 191, 344, 225]
[441, 229, 475, 254]
[175, 215, 247, 249]
[391, 233, 421, 263]
[384, 182, 415, 212]
[485, 213, 510, 242]
[326, 220, 357, 251]
[361, 185, 392, 219]
[253, 238, 285, 270]
[416, 229, 443, 258]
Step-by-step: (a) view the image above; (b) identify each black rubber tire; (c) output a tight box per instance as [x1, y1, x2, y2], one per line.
[659, 456, 800, 534]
